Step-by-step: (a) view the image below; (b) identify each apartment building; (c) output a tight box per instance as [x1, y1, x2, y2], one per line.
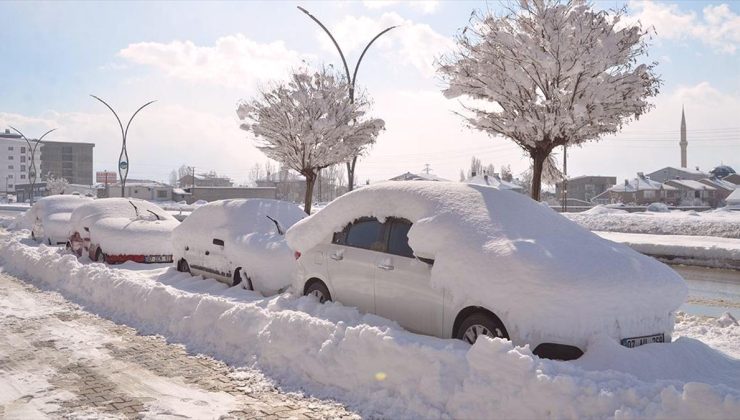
[0, 129, 42, 194]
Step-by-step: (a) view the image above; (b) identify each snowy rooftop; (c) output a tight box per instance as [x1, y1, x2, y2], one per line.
[466, 174, 522, 190]
[389, 172, 450, 182]
[667, 179, 717, 190]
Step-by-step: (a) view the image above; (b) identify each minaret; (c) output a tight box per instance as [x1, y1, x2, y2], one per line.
[680, 106, 687, 168]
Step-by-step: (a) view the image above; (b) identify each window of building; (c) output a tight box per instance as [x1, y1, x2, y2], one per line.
[156, 190, 168, 198]
[62, 146, 73, 154]
[20, 165, 25, 172]
[20, 147, 25, 153]
[8, 155, 13, 160]
[20, 174, 25, 179]
[8, 165, 13, 170]
[8, 174, 13, 178]
[20, 156, 25, 163]
[62, 161, 74, 169]
[7, 183, 12, 188]
[643, 190, 655, 199]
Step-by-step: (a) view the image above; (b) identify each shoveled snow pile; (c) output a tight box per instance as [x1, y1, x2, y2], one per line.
[0, 232, 737, 418]
[287, 181, 687, 351]
[70, 198, 179, 255]
[172, 199, 306, 293]
[674, 311, 740, 359]
[582, 204, 628, 215]
[566, 208, 740, 238]
[647, 202, 670, 213]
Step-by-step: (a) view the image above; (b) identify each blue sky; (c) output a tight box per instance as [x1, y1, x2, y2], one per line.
[1, 0, 739, 185]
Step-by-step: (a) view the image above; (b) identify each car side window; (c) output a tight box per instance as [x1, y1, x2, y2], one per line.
[387, 218, 414, 258]
[341, 217, 386, 252]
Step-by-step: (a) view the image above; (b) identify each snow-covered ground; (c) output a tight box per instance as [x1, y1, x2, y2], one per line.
[596, 231, 740, 270]
[565, 207, 740, 238]
[0, 226, 738, 418]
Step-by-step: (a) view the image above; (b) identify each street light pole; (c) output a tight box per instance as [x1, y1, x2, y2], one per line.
[297, 6, 397, 191]
[9, 126, 56, 205]
[90, 95, 156, 197]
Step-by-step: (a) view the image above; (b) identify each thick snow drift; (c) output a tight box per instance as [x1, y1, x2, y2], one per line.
[0, 231, 737, 419]
[172, 199, 306, 293]
[566, 208, 740, 238]
[25, 195, 93, 243]
[69, 198, 179, 256]
[287, 181, 687, 351]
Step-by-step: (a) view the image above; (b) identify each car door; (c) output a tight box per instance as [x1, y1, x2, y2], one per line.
[373, 218, 444, 337]
[326, 217, 384, 315]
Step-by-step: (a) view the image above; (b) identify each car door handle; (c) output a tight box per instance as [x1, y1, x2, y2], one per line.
[330, 253, 343, 261]
[378, 263, 394, 271]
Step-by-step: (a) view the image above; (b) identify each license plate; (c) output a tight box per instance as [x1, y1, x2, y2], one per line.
[621, 333, 664, 348]
[145, 255, 171, 263]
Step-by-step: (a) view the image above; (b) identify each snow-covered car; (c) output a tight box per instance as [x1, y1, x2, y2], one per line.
[26, 195, 93, 245]
[286, 181, 688, 360]
[68, 198, 180, 264]
[172, 199, 306, 294]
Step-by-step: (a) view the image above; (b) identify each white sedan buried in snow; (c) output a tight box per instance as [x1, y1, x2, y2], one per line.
[172, 199, 306, 295]
[287, 181, 688, 360]
[68, 198, 179, 264]
[27, 194, 93, 245]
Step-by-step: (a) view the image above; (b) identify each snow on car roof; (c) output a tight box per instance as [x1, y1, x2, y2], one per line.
[28, 194, 93, 220]
[174, 199, 305, 236]
[287, 181, 687, 347]
[70, 198, 174, 231]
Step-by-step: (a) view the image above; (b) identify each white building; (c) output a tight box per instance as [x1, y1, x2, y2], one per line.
[0, 129, 42, 195]
[107, 181, 173, 201]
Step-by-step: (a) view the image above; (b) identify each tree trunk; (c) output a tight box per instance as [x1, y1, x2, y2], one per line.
[346, 156, 357, 192]
[530, 151, 546, 202]
[303, 172, 316, 215]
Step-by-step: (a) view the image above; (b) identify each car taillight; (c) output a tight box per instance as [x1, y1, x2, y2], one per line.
[294, 251, 301, 260]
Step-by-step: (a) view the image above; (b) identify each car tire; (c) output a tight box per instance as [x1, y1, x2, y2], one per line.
[47, 238, 52, 246]
[176, 259, 191, 274]
[31, 231, 36, 241]
[456, 312, 509, 345]
[304, 281, 332, 303]
[233, 268, 253, 290]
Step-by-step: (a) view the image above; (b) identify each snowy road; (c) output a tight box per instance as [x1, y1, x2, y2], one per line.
[0, 272, 357, 419]
[675, 265, 740, 318]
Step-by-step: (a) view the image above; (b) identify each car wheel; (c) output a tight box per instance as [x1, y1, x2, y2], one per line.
[47, 238, 52, 246]
[233, 268, 253, 290]
[94, 248, 106, 263]
[31, 231, 36, 241]
[305, 281, 331, 303]
[65, 241, 72, 251]
[456, 312, 509, 345]
[176, 259, 191, 274]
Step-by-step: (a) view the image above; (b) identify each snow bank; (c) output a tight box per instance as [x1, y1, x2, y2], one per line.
[646, 202, 670, 213]
[596, 232, 740, 269]
[287, 181, 686, 350]
[70, 198, 179, 255]
[566, 209, 740, 238]
[582, 204, 628, 215]
[0, 233, 737, 418]
[172, 199, 306, 293]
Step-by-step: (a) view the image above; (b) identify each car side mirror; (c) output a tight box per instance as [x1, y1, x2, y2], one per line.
[213, 238, 224, 247]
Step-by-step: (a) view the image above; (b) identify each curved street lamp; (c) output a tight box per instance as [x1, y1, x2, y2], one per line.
[8, 126, 56, 204]
[298, 6, 397, 191]
[91, 95, 156, 197]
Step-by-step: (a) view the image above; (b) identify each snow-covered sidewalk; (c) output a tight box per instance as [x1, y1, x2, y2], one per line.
[1, 228, 739, 418]
[596, 231, 740, 269]
[0, 272, 356, 419]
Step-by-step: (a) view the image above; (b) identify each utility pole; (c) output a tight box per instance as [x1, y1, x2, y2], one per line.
[298, 6, 397, 192]
[423, 163, 431, 175]
[190, 166, 196, 202]
[91, 95, 155, 198]
[561, 145, 568, 213]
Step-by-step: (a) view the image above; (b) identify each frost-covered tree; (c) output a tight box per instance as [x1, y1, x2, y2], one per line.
[439, 0, 661, 200]
[45, 173, 69, 195]
[237, 67, 384, 214]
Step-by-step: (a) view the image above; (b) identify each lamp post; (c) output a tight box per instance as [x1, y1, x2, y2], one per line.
[298, 6, 397, 191]
[91, 95, 156, 197]
[8, 126, 56, 205]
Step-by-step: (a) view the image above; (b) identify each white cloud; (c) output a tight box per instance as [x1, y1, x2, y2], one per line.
[362, 1, 440, 14]
[630, 1, 740, 54]
[0, 105, 265, 185]
[316, 12, 453, 77]
[119, 34, 311, 89]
